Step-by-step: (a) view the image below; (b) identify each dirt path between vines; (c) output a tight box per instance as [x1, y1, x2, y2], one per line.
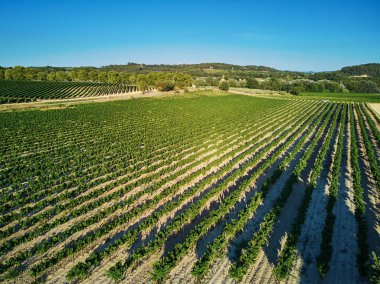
[245, 181, 306, 284]
[366, 104, 380, 131]
[325, 107, 360, 283]
[354, 108, 380, 257]
[368, 103, 380, 119]
[290, 107, 341, 284]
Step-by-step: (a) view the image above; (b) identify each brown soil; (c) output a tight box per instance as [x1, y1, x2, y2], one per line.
[353, 107, 380, 257]
[368, 103, 380, 119]
[325, 106, 360, 283]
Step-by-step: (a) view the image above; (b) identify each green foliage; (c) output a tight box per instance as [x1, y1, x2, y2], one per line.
[356, 105, 380, 198]
[173, 73, 192, 88]
[317, 104, 346, 277]
[194, 79, 207, 88]
[206, 77, 219, 86]
[0, 92, 378, 283]
[1, 93, 305, 281]
[2, 63, 380, 99]
[299, 92, 380, 103]
[191, 102, 325, 280]
[289, 86, 301, 95]
[150, 108, 306, 281]
[340, 63, 380, 77]
[370, 252, 380, 284]
[274, 185, 314, 280]
[345, 80, 380, 93]
[230, 175, 298, 281]
[275, 103, 339, 280]
[349, 104, 370, 275]
[156, 81, 175, 91]
[0, 80, 137, 103]
[105, 98, 318, 282]
[245, 78, 260, 89]
[219, 81, 229, 91]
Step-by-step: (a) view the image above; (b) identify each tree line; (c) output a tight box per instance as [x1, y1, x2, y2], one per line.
[1, 64, 379, 94]
[0, 66, 192, 91]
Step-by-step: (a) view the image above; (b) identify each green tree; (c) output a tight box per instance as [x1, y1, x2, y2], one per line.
[227, 79, 239, 87]
[118, 72, 129, 84]
[107, 71, 119, 84]
[88, 70, 99, 82]
[68, 70, 77, 81]
[47, 72, 57, 81]
[346, 80, 379, 93]
[174, 73, 192, 89]
[156, 81, 175, 91]
[246, 78, 260, 89]
[194, 79, 206, 88]
[267, 77, 281, 90]
[219, 81, 229, 91]
[56, 71, 69, 81]
[98, 72, 108, 83]
[289, 86, 302, 95]
[137, 74, 149, 93]
[4, 69, 12, 79]
[206, 77, 219, 86]
[24, 68, 37, 80]
[77, 69, 89, 81]
[11, 66, 26, 80]
[37, 72, 47, 81]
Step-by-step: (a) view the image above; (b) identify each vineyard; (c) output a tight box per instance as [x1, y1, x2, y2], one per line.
[0, 91, 379, 284]
[0, 80, 138, 104]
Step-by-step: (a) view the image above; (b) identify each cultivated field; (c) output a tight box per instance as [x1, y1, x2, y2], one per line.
[0, 91, 379, 284]
[0, 80, 138, 104]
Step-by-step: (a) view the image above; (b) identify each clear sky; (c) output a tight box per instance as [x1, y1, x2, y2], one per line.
[0, 0, 379, 71]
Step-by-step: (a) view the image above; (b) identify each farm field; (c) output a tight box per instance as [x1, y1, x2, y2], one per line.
[0, 80, 138, 104]
[300, 92, 380, 103]
[0, 91, 380, 284]
[231, 88, 380, 103]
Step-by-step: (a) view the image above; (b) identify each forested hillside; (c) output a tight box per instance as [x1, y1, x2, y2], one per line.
[341, 63, 380, 77]
[0, 63, 379, 95]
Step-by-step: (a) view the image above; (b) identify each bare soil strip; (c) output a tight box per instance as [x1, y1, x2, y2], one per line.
[246, 180, 306, 284]
[290, 108, 341, 283]
[325, 106, 360, 283]
[354, 108, 380, 257]
[368, 103, 380, 121]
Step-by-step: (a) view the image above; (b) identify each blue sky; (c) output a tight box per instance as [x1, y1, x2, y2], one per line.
[0, 0, 379, 71]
